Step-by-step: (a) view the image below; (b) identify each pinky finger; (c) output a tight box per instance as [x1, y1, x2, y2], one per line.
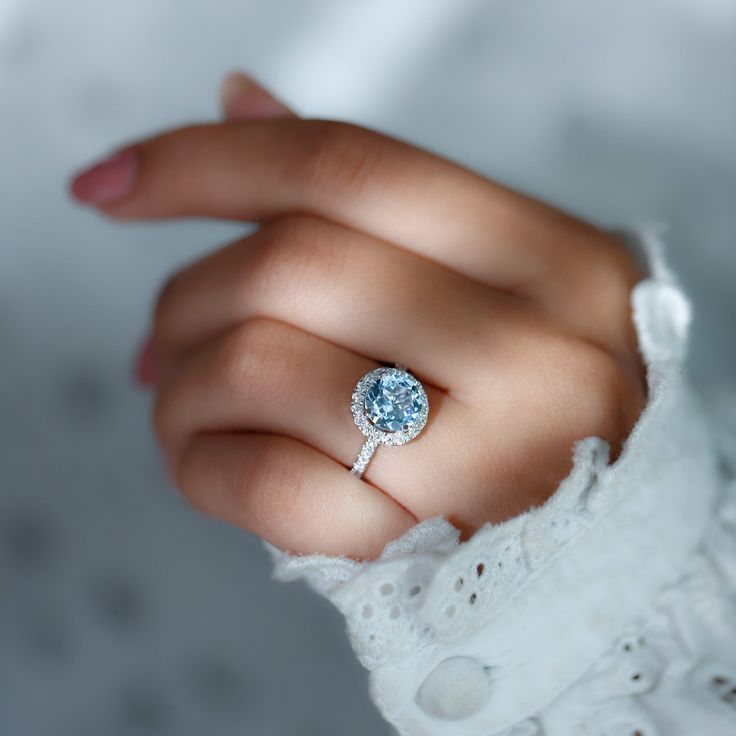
[219, 71, 296, 121]
[175, 432, 416, 559]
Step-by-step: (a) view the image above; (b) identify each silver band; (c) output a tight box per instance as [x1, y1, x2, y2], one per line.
[350, 439, 379, 478]
[349, 365, 429, 479]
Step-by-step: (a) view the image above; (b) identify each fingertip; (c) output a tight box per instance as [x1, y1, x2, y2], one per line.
[69, 148, 138, 206]
[219, 70, 295, 120]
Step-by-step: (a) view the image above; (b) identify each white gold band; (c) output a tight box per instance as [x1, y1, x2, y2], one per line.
[350, 439, 379, 478]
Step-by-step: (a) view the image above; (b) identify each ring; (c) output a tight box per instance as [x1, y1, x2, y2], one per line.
[349, 365, 430, 478]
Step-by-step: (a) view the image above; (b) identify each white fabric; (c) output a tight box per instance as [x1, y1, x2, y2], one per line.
[269, 231, 736, 735]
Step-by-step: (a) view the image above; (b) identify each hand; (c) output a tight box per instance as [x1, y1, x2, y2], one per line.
[70, 73, 646, 560]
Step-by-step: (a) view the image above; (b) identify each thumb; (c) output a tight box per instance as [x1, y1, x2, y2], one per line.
[219, 70, 296, 120]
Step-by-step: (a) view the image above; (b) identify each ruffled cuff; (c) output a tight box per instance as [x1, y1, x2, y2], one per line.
[267, 229, 729, 735]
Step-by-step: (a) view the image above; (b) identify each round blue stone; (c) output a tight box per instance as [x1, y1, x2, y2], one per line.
[364, 372, 425, 432]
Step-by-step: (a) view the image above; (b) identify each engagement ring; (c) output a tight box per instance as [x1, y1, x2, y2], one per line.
[350, 365, 429, 478]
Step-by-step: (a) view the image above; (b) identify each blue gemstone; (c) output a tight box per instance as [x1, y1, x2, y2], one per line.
[364, 372, 425, 432]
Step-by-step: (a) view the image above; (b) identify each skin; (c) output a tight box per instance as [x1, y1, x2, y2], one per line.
[70, 73, 646, 560]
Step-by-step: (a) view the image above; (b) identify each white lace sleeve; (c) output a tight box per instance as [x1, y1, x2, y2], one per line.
[267, 229, 736, 736]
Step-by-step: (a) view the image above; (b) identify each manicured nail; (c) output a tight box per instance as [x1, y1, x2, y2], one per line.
[133, 336, 157, 387]
[70, 147, 138, 205]
[220, 71, 293, 119]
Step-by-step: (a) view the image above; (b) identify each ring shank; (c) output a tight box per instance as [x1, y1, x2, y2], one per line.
[351, 438, 378, 478]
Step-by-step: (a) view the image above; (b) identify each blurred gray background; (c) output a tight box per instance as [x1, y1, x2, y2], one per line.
[1, 0, 735, 734]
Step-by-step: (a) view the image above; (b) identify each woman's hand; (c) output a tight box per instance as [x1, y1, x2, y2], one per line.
[70, 73, 646, 560]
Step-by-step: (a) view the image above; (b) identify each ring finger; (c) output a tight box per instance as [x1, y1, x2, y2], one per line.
[155, 316, 441, 465]
[154, 317, 461, 511]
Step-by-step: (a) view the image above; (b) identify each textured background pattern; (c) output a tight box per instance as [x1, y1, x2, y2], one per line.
[0, 1, 734, 733]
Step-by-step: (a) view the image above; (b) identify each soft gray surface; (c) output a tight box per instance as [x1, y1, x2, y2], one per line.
[1, 1, 734, 734]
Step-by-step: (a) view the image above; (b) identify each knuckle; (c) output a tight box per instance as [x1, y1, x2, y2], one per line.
[214, 319, 296, 399]
[300, 119, 387, 200]
[251, 226, 314, 297]
[253, 215, 349, 301]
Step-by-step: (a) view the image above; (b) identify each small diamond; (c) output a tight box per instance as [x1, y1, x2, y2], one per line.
[364, 372, 426, 432]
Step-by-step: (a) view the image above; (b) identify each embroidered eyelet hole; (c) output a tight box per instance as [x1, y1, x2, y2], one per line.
[705, 672, 736, 705]
[454, 577, 464, 591]
[631, 673, 641, 681]
[469, 593, 477, 605]
[379, 583, 394, 596]
[476, 563, 485, 577]
[408, 585, 422, 597]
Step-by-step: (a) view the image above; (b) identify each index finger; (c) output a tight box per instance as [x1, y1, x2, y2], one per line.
[71, 119, 618, 292]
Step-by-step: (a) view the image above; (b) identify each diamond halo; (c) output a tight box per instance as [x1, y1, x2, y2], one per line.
[350, 366, 429, 477]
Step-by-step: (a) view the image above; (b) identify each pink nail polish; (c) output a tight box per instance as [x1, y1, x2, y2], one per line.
[133, 337, 157, 387]
[70, 148, 138, 205]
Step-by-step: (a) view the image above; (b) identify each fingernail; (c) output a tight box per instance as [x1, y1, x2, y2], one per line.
[70, 147, 138, 205]
[220, 71, 292, 119]
[133, 336, 157, 387]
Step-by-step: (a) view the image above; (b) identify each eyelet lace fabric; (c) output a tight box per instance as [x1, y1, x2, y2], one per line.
[268, 230, 736, 735]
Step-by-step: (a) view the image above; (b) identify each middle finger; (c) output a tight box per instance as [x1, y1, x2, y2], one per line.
[152, 214, 544, 396]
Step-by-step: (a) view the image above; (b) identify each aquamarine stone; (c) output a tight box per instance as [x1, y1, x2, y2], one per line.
[364, 372, 425, 432]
